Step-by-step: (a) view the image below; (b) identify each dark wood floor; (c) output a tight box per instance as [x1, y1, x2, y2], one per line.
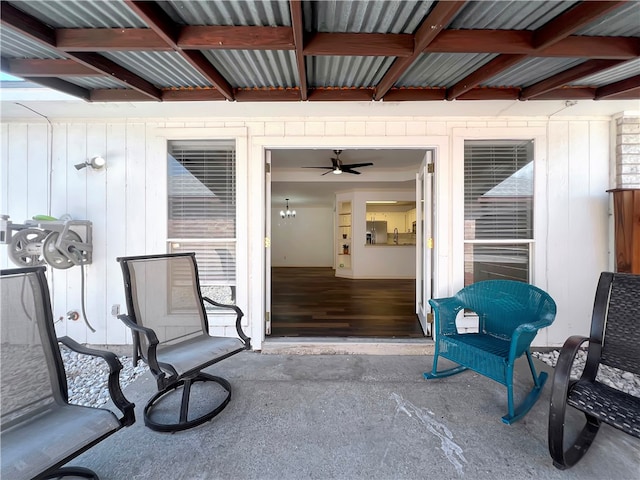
[270, 267, 424, 338]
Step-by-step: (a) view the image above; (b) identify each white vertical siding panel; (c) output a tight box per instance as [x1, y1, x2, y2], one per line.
[566, 121, 597, 339]
[84, 124, 108, 343]
[105, 123, 128, 344]
[0, 124, 8, 269]
[546, 121, 571, 346]
[27, 124, 50, 216]
[7, 124, 29, 225]
[145, 123, 165, 254]
[64, 124, 89, 343]
[124, 123, 147, 257]
[50, 123, 69, 337]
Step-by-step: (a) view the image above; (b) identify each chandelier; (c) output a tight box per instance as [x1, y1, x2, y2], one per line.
[280, 198, 296, 218]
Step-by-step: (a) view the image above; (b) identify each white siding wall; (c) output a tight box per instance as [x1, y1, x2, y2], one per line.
[0, 114, 614, 349]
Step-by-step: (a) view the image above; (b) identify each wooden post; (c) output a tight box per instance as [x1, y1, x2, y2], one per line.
[608, 189, 640, 274]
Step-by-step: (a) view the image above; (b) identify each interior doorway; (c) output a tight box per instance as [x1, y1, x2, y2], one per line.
[267, 147, 430, 338]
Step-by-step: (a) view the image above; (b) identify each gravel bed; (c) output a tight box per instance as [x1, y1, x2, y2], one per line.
[61, 345, 148, 407]
[532, 349, 640, 397]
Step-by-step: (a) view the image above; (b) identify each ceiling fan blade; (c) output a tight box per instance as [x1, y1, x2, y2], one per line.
[341, 162, 373, 169]
[321, 170, 333, 176]
[342, 168, 361, 175]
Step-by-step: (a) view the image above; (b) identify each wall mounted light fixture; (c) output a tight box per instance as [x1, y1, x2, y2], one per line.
[280, 198, 296, 218]
[75, 156, 106, 171]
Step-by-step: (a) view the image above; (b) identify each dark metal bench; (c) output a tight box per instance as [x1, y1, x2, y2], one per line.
[424, 279, 557, 424]
[1, 267, 135, 480]
[548, 272, 640, 469]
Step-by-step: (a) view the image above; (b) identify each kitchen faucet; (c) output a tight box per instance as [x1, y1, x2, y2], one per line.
[393, 228, 398, 244]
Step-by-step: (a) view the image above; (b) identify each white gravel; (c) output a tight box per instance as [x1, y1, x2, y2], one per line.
[532, 349, 640, 397]
[61, 345, 148, 407]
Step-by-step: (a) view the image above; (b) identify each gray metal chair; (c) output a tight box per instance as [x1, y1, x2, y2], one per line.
[117, 252, 251, 432]
[0, 267, 135, 480]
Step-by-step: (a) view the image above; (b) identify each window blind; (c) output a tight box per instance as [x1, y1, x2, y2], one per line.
[464, 140, 533, 240]
[168, 139, 236, 239]
[167, 139, 237, 302]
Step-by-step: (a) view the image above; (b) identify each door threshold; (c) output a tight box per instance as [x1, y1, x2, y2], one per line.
[261, 337, 434, 355]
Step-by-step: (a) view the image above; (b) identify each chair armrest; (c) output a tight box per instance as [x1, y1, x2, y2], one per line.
[429, 296, 464, 335]
[117, 314, 163, 377]
[203, 296, 251, 349]
[58, 336, 135, 427]
[508, 318, 555, 361]
[549, 336, 590, 413]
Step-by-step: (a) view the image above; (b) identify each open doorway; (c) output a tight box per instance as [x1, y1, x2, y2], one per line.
[267, 148, 429, 338]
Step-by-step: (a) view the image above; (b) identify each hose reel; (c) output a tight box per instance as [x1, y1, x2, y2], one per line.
[2, 216, 92, 269]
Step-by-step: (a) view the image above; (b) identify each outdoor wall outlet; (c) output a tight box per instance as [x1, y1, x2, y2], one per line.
[111, 304, 120, 316]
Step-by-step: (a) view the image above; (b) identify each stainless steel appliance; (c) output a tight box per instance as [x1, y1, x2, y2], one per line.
[366, 221, 387, 244]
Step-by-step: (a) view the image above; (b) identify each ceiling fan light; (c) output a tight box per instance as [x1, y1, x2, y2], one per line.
[332, 168, 342, 175]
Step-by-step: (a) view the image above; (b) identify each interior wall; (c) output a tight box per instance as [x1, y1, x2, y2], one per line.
[271, 206, 333, 267]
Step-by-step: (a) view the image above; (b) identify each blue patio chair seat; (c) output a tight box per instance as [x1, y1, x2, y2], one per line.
[424, 279, 557, 424]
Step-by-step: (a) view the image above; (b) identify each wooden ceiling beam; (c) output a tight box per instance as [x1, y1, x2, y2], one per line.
[234, 88, 301, 102]
[124, 0, 234, 101]
[23, 77, 91, 100]
[179, 26, 294, 50]
[7, 58, 100, 76]
[595, 74, 640, 99]
[0, 1, 56, 46]
[426, 30, 638, 59]
[289, 0, 307, 100]
[90, 89, 154, 102]
[69, 52, 162, 100]
[0, 1, 162, 101]
[533, 1, 629, 50]
[56, 29, 170, 51]
[305, 33, 414, 57]
[374, 0, 466, 100]
[383, 88, 446, 101]
[308, 88, 375, 101]
[457, 87, 521, 101]
[521, 59, 627, 99]
[447, 54, 527, 100]
[162, 89, 227, 101]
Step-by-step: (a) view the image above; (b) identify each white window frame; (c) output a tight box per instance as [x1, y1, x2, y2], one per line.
[151, 127, 248, 330]
[452, 127, 548, 294]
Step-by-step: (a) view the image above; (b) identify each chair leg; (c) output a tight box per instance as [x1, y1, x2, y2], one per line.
[501, 353, 548, 424]
[144, 372, 232, 432]
[549, 385, 601, 469]
[42, 466, 99, 479]
[423, 348, 468, 380]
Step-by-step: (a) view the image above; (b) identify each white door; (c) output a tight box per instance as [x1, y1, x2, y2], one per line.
[416, 150, 434, 336]
[265, 150, 272, 335]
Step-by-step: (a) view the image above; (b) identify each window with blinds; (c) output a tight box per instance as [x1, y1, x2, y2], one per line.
[464, 140, 534, 285]
[167, 139, 237, 306]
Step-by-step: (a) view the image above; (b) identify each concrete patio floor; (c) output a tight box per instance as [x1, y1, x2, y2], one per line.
[71, 352, 639, 480]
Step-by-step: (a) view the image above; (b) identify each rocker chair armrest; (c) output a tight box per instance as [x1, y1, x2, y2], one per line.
[429, 297, 464, 335]
[508, 319, 554, 361]
[57, 336, 136, 427]
[203, 296, 251, 349]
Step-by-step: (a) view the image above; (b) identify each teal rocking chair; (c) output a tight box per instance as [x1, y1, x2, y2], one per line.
[425, 280, 557, 424]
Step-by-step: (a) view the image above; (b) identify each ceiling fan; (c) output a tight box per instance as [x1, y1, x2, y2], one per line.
[303, 150, 373, 175]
